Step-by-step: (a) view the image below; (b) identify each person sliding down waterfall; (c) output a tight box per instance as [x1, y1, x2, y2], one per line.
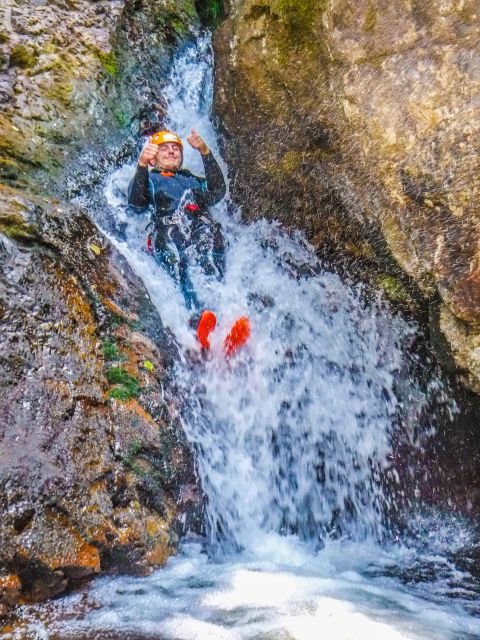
[128, 129, 250, 356]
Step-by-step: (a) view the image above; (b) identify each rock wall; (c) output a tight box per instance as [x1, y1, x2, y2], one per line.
[0, 0, 197, 191]
[0, 187, 201, 611]
[213, 0, 480, 390]
[0, 0, 202, 614]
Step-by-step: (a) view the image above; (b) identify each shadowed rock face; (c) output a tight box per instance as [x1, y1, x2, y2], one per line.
[0, 186, 202, 612]
[213, 0, 480, 390]
[0, 0, 203, 614]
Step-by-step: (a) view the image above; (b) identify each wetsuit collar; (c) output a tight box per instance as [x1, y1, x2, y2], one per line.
[152, 167, 193, 178]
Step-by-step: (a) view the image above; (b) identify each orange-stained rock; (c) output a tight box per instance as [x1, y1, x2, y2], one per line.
[144, 531, 171, 566]
[17, 511, 100, 579]
[0, 575, 21, 608]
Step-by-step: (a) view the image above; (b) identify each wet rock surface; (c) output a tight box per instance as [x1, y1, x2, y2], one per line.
[0, 185, 202, 610]
[213, 0, 480, 390]
[0, 0, 203, 615]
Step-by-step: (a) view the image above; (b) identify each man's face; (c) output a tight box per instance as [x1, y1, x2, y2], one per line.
[156, 142, 182, 170]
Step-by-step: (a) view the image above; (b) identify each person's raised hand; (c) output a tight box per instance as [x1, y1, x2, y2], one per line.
[138, 142, 159, 167]
[187, 129, 209, 155]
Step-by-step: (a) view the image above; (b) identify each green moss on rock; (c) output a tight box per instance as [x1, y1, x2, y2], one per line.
[10, 45, 37, 69]
[107, 366, 141, 400]
[122, 440, 144, 472]
[45, 81, 74, 106]
[114, 107, 132, 128]
[196, 0, 223, 26]
[95, 50, 118, 75]
[0, 212, 37, 240]
[275, 0, 320, 38]
[0, 157, 21, 181]
[155, 13, 189, 38]
[102, 340, 122, 361]
[377, 274, 413, 305]
[363, 2, 377, 31]
[151, 0, 197, 38]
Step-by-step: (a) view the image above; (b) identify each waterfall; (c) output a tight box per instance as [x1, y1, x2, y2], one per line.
[112, 34, 437, 550]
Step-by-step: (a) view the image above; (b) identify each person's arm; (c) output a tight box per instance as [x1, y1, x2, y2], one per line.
[187, 129, 226, 206]
[127, 165, 151, 209]
[127, 141, 160, 209]
[201, 151, 226, 206]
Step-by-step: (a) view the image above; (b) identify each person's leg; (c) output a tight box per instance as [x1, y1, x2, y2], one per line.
[212, 223, 226, 279]
[153, 242, 199, 310]
[153, 244, 180, 279]
[178, 257, 201, 311]
[194, 223, 226, 279]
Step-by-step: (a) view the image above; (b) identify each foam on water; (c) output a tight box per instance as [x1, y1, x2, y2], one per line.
[11, 531, 479, 640]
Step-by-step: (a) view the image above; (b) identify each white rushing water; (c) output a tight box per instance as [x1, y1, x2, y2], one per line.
[105, 34, 413, 548]
[11, 33, 479, 640]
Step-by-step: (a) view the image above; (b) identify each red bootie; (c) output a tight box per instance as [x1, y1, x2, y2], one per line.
[196, 310, 217, 349]
[224, 316, 251, 358]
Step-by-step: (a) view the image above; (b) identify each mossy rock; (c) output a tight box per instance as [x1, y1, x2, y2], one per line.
[377, 274, 414, 305]
[274, 0, 322, 40]
[10, 44, 37, 69]
[114, 107, 132, 128]
[195, 0, 223, 27]
[45, 81, 74, 106]
[102, 339, 122, 361]
[154, 12, 191, 38]
[363, 2, 377, 31]
[107, 366, 141, 400]
[95, 50, 118, 75]
[0, 212, 37, 240]
[0, 157, 21, 181]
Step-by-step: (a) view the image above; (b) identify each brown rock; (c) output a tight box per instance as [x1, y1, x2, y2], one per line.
[0, 0, 203, 616]
[0, 186, 202, 608]
[214, 0, 480, 389]
[0, 574, 21, 609]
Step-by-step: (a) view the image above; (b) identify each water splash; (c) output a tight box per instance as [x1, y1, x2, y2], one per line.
[95, 35, 428, 550]
[76, 32, 460, 555]
[178, 219, 419, 548]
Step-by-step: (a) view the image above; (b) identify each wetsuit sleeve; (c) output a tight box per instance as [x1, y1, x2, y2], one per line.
[127, 165, 151, 209]
[200, 152, 226, 205]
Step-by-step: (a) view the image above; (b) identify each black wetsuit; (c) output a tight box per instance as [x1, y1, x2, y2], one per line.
[127, 152, 226, 310]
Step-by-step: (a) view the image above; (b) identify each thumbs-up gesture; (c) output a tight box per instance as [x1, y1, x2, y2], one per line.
[138, 142, 159, 167]
[187, 129, 209, 155]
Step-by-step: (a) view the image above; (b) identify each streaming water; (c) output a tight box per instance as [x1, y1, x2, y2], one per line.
[8, 33, 480, 640]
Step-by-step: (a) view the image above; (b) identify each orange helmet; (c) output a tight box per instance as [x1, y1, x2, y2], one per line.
[150, 130, 183, 147]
